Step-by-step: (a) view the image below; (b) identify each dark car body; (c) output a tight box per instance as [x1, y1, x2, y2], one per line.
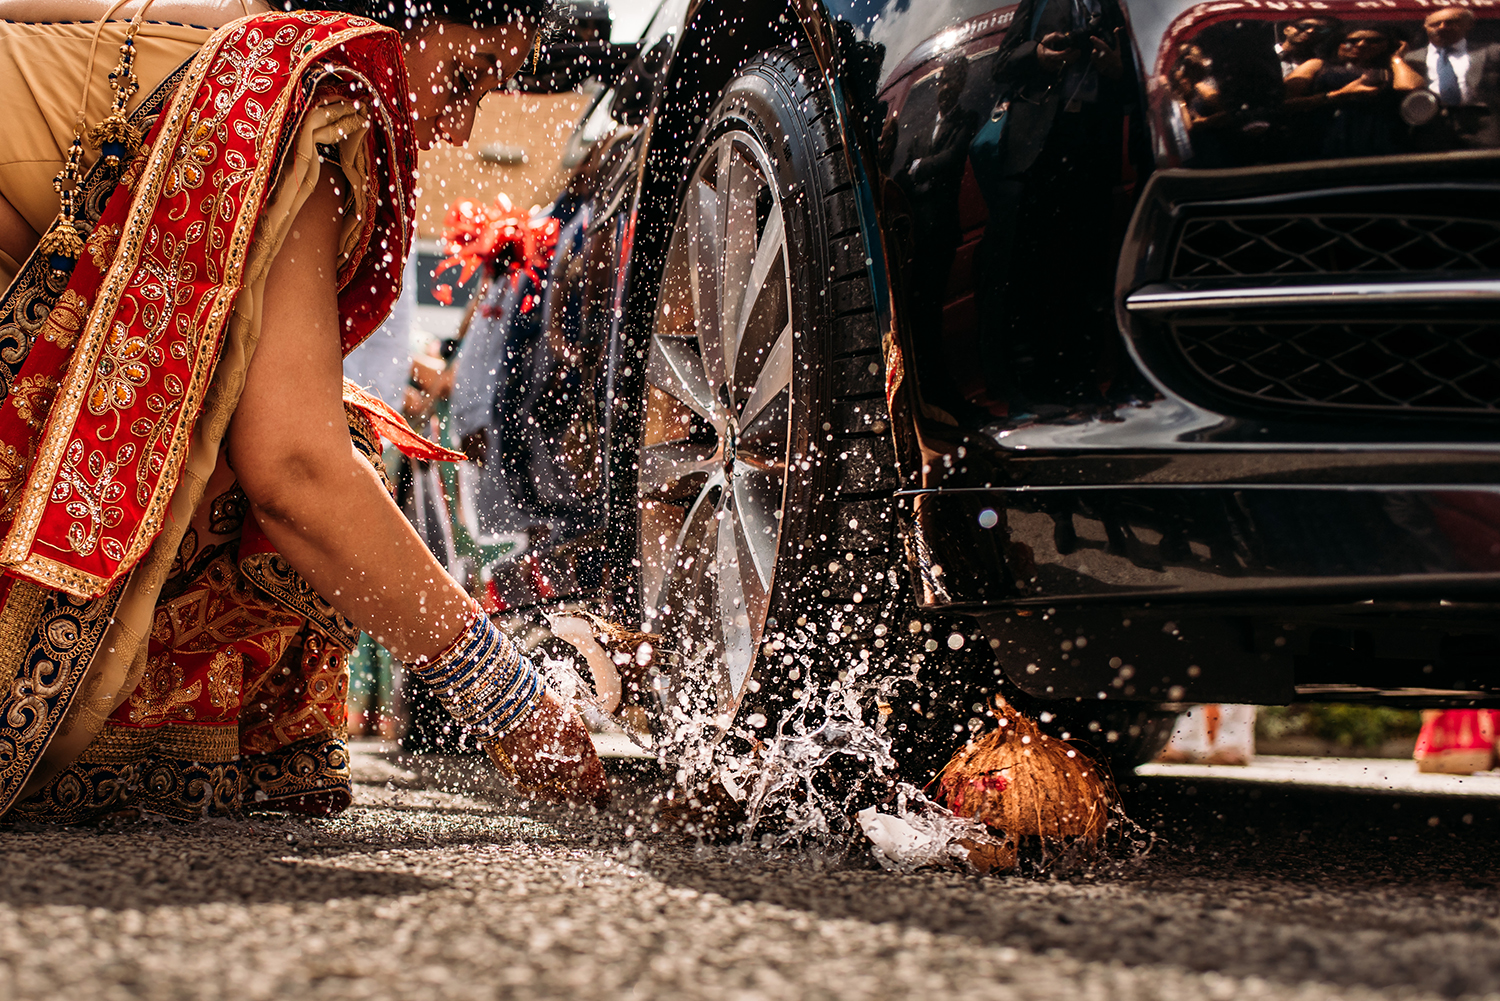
[464, 0, 1500, 714]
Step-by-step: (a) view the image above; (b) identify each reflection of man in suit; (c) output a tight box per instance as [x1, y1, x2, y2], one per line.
[897, 56, 981, 417]
[1404, 6, 1500, 148]
[974, 0, 1131, 413]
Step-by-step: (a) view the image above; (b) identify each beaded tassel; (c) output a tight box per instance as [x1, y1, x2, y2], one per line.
[39, 133, 87, 274]
[87, 26, 143, 168]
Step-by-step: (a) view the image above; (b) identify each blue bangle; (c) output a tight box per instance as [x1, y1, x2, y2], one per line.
[408, 610, 544, 740]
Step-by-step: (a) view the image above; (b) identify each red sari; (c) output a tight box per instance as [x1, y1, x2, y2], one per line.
[0, 11, 434, 821]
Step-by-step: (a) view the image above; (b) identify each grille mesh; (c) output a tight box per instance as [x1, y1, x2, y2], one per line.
[1174, 319, 1500, 413]
[1172, 214, 1500, 280]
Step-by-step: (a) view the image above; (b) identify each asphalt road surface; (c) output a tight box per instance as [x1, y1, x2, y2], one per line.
[1, 746, 1498, 1001]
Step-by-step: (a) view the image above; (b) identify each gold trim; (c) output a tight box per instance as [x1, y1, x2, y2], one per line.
[0, 581, 45, 693]
[0, 17, 401, 598]
[74, 720, 241, 764]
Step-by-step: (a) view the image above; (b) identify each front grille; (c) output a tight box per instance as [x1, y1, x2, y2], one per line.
[1174, 318, 1500, 413]
[1172, 214, 1500, 281]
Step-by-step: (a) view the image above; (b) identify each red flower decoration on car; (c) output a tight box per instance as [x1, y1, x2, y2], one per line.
[435, 194, 560, 313]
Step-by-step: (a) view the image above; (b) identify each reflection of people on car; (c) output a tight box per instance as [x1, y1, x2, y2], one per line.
[970, 0, 1131, 414]
[895, 55, 980, 417]
[1285, 24, 1422, 156]
[1402, 7, 1500, 148]
[903, 56, 980, 197]
[1285, 25, 1422, 99]
[1166, 42, 1222, 127]
[1275, 15, 1342, 77]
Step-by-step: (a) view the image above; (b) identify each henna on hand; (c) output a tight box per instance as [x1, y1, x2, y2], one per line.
[493, 688, 610, 808]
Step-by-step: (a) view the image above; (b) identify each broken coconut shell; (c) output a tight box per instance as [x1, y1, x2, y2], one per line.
[935, 697, 1112, 856]
[571, 612, 658, 699]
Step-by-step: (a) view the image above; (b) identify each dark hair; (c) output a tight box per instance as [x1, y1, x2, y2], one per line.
[1336, 22, 1405, 57]
[287, 0, 554, 31]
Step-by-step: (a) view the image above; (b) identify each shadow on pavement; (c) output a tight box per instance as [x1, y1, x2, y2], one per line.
[0, 822, 446, 911]
[636, 778, 1500, 998]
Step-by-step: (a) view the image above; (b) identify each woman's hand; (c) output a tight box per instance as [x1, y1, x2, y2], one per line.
[490, 689, 610, 808]
[1390, 41, 1424, 91]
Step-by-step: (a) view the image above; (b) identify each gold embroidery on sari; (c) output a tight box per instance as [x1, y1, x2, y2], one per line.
[205, 647, 240, 708]
[11, 376, 59, 429]
[0, 441, 28, 521]
[55, 439, 134, 561]
[86, 226, 123, 274]
[127, 653, 203, 723]
[41, 290, 88, 352]
[208, 484, 247, 536]
[0, 581, 46, 694]
[87, 321, 153, 419]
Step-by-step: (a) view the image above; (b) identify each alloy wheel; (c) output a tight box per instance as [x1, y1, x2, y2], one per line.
[638, 129, 796, 724]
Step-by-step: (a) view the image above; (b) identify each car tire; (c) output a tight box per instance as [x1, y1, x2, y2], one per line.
[629, 46, 899, 745]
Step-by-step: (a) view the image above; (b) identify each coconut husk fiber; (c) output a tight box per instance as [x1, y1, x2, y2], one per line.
[935, 696, 1112, 866]
[549, 611, 659, 737]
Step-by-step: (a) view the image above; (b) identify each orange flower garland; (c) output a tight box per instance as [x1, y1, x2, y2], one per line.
[433, 194, 560, 312]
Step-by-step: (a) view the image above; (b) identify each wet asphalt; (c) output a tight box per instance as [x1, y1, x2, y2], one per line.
[1, 747, 1498, 1001]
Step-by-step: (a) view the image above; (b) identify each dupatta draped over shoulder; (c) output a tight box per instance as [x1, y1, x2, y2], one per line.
[0, 10, 421, 821]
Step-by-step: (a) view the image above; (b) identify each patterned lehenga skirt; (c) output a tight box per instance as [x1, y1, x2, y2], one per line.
[0, 12, 420, 822]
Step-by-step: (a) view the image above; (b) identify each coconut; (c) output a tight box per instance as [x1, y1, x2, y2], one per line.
[935, 696, 1112, 861]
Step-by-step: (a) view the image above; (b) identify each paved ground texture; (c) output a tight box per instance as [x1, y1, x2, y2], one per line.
[1, 746, 1498, 1001]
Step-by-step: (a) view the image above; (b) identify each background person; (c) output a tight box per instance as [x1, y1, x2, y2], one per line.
[1276, 14, 1342, 77]
[1403, 6, 1500, 148]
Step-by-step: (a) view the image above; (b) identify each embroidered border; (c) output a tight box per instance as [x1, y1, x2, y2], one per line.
[7, 720, 241, 823]
[0, 580, 127, 814]
[0, 13, 413, 596]
[240, 552, 359, 651]
[0, 581, 46, 694]
[243, 734, 352, 816]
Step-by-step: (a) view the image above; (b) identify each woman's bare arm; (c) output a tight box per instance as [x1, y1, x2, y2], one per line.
[229, 169, 473, 662]
[1391, 42, 1423, 90]
[229, 168, 609, 805]
[1284, 57, 1323, 97]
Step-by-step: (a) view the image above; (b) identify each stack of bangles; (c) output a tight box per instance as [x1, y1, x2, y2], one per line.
[406, 606, 545, 744]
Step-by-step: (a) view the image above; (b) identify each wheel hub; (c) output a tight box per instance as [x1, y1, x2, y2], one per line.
[722, 422, 738, 481]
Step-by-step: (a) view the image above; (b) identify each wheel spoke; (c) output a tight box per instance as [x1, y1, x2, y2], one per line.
[647, 337, 720, 426]
[739, 384, 789, 446]
[716, 498, 756, 698]
[733, 466, 782, 591]
[738, 320, 793, 427]
[733, 200, 785, 357]
[639, 442, 719, 499]
[649, 474, 722, 620]
[686, 177, 722, 380]
[719, 144, 761, 387]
